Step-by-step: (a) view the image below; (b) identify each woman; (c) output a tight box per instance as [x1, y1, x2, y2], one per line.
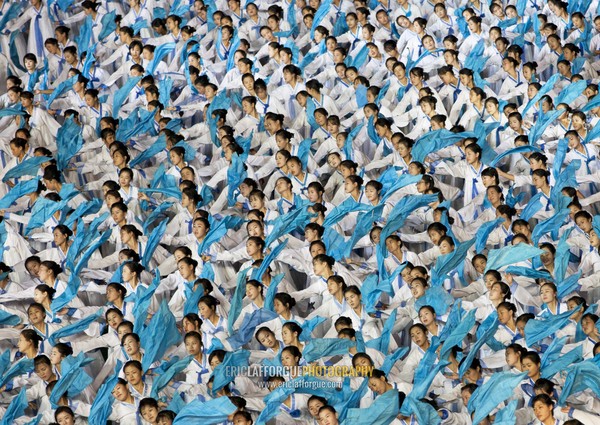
[531, 394, 562, 425]
[306, 276, 347, 337]
[198, 295, 228, 348]
[399, 323, 431, 383]
[42, 225, 74, 269]
[234, 280, 265, 330]
[26, 303, 59, 355]
[282, 321, 305, 353]
[384, 235, 421, 274]
[121, 262, 148, 298]
[418, 305, 443, 339]
[183, 331, 211, 385]
[266, 293, 304, 340]
[167, 258, 201, 321]
[4, 330, 44, 391]
[106, 283, 133, 322]
[281, 346, 304, 378]
[38, 260, 67, 298]
[343, 286, 381, 341]
[520, 351, 542, 407]
[581, 313, 600, 359]
[255, 327, 283, 357]
[124, 360, 153, 399]
[495, 302, 522, 346]
[538, 282, 567, 317]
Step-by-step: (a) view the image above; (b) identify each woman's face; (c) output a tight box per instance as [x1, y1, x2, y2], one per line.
[410, 281, 426, 298]
[539, 285, 556, 304]
[258, 330, 276, 348]
[178, 261, 195, 281]
[111, 206, 126, 225]
[124, 365, 143, 385]
[246, 284, 261, 301]
[419, 309, 435, 326]
[120, 229, 133, 246]
[106, 286, 122, 303]
[185, 336, 202, 356]
[581, 316, 598, 335]
[169, 151, 184, 166]
[281, 350, 299, 368]
[532, 173, 545, 189]
[522, 357, 540, 378]
[33, 288, 47, 304]
[489, 283, 505, 302]
[497, 306, 513, 325]
[28, 306, 45, 325]
[505, 348, 520, 367]
[487, 188, 502, 205]
[107, 311, 122, 329]
[364, 185, 379, 202]
[344, 291, 361, 309]
[38, 264, 50, 282]
[327, 279, 342, 295]
[198, 302, 213, 319]
[439, 240, 453, 255]
[193, 221, 208, 239]
[385, 237, 400, 253]
[50, 347, 64, 365]
[368, 376, 388, 395]
[410, 327, 428, 347]
[533, 400, 553, 422]
[123, 335, 140, 356]
[282, 327, 296, 345]
[540, 248, 554, 266]
[308, 399, 325, 419]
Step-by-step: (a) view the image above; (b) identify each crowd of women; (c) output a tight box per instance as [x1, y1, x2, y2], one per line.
[0, 0, 600, 424]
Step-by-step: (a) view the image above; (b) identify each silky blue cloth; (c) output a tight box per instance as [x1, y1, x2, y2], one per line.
[140, 300, 182, 372]
[228, 267, 250, 334]
[151, 355, 193, 398]
[524, 305, 581, 346]
[484, 243, 545, 273]
[468, 371, 528, 425]
[89, 361, 121, 425]
[0, 178, 41, 209]
[142, 220, 167, 268]
[342, 388, 400, 425]
[0, 387, 27, 425]
[431, 239, 475, 286]
[227, 308, 279, 350]
[48, 309, 103, 346]
[112, 76, 143, 118]
[558, 361, 600, 406]
[0, 358, 34, 389]
[303, 338, 355, 363]
[210, 350, 250, 395]
[49, 352, 94, 407]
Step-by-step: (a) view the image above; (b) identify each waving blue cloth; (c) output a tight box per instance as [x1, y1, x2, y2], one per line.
[0, 387, 27, 425]
[459, 315, 499, 378]
[431, 239, 475, 285]
[98, 10, 117, 41]
[142, 220, 167, 268]
[468, 371, 528, 425]
[49, 352, 94, 407]
[112, 76, 143, 118]
[48, 309, 103, 346]
[484, 243, 544, 273]
[0, 178, 40, 209]
[303, 338, 355, 363]
[24, 196, 65, 236]
[542, 339, 583, 379]
[0, 310, 21, 326]
[0, 358, 34, 389]
[151, 356, 193, 398]
[227, 308, 279, 350]
[253, 240, 288, 280]
[89, 361, 121, 425]
[210, 350, 250, 395]
[365, 310, 397, 354]
[524, 305, 581, 346]
[140, 300, 182, 372]
[133, 271, 161, 333]
[342, 389, 400, 425]
[228, 267, 251, 334]
[558, 360, 600, 406]
[439, 309, 477, 360]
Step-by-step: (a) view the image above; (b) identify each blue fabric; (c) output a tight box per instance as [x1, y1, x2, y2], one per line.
[151, 356, 193, 398]
[439, 309, 477, 361]
[524, 305, 582, 346]
[365, 310, 397, 354]
[342, 389, 400, 425]
[228, 267, 251, 334]
[299, 316, 326, 342]
[252, 240, 288, 280]
[401, 397, 440, 425]
[264, 206, 314, 247]
[489, 145, 543, 168]
[557, 271, 582, 299]
[310, 0, 332, 38]
[48, 309, 103, 346]
[24, 196, 65, 236]
[89, 361, 121, 425]
[459, 314, 500, 378]
[197, 215, 243, 256]
[412, 130, 475, 163]
[0, 178, 41, 209]
[379, 194, 439, 255]
[484, 243, 545, 273]
[112, 76, 143, 118]
[227, 308, 279, 350]
[541, 338, 583, 379]
[46, 75, 78, 107]
[227, 153, 248, 207]
[64, 198, 103, 227]
[0, 387, 27, 425]
[0, 310, 21, 326]
[493, 400, 518, 425]
[504, 266, 552, 281]
[130, 134, 167, 167]
[558, 361, 600, 406]
[431, 239, 475, 286]
[173, 397, 237, 424]
[49, 352, 94, 407]
[140, 300, 182, 371]
[56, 116, 84, 170]
[142, 202, 173, 234]
[0, 358, 34, 389]
[210, 350, 250, 395]
[98, 10, 117, 41]
[303, 338, 355, 363]
[415, 286, 454, 317]
[146, 42, 177, 75]
[133, 271, 161, 333]
[323, 197, 370, 227]
[521, 74, 560, 116]
[531, 209, 570, 245]
[467, 371, 528, 423]
[142, 220, 167, 268]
